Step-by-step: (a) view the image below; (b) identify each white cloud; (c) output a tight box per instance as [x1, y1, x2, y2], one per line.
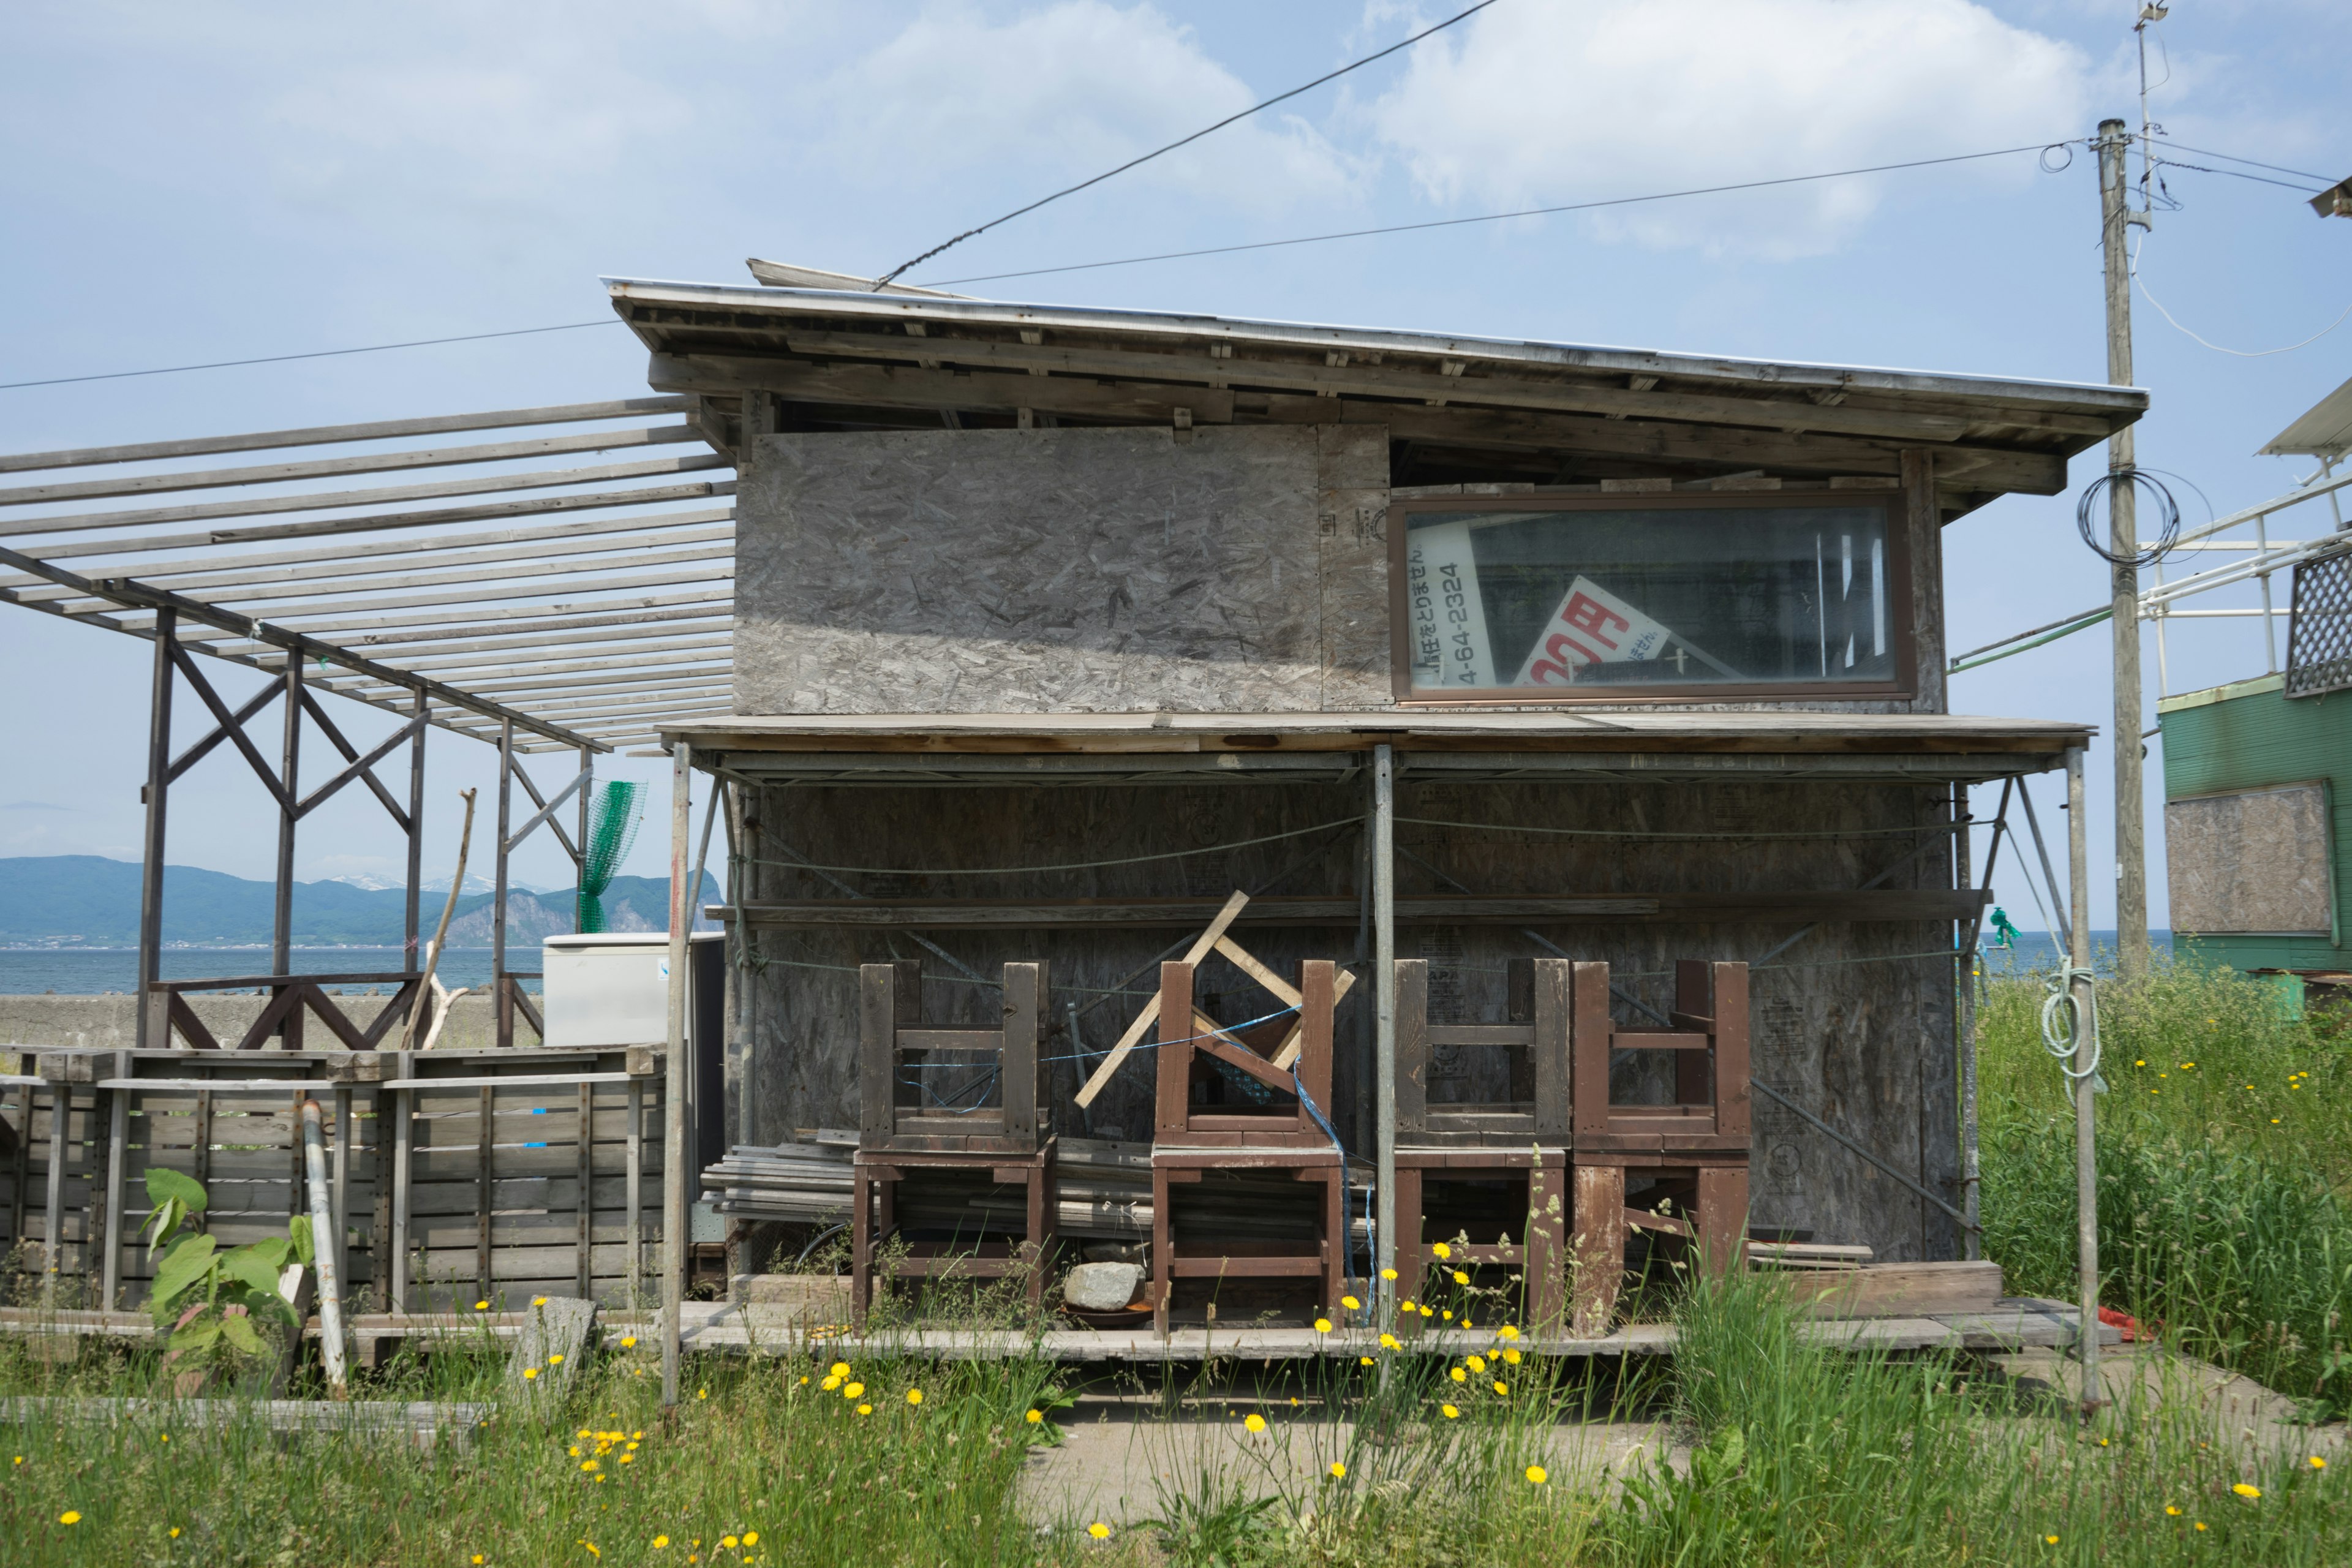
[809, 2, 1361, 214]
[1367, 0, 2092, 258]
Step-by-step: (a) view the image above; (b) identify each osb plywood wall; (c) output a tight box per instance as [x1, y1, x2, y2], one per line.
[734, 424, 1391, 714]
[732, 775, 1963, 1262]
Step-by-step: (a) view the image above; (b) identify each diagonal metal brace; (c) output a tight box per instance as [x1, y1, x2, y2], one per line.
[1750, 1079, 1978, 1232]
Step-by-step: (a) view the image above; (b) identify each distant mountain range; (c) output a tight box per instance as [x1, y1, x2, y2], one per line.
[0, 856, 720, 948]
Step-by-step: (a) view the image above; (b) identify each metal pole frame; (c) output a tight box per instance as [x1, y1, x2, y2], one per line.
[271, 656, 305, 992]
[661, 740, 693, 1406]
[494, 718, 514, 1047]
[2064, 746, 2104, 1415]
[136, 609, 178, 1050]
[1371, 744, 1397, 1329]
[404, 689, 427, 971]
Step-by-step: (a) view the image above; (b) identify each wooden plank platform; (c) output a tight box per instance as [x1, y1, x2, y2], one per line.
[665, 1297, 2118, 1362]
[0, 1395, 489, 1449]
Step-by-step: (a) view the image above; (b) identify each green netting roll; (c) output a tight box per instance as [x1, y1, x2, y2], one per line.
[577, 780, 643, 933]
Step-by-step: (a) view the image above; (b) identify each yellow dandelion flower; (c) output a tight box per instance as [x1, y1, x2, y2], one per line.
[1244, 1413, 1268, 1433]
[581, 1460, 600, 1473]
[1498, 1325, 1520, 1340]
[1360, 1355, 1376, 1365]
[2234, 1483, 2261, 1499]
[632, 1431, 643, 1440]
[1379, 1333, 1400, 1350]
[1452, 1271, 1469, 1286]
[830, 1361, 850, 1377]
[524, 1368, 540, 1381]
[856, 1403, 872, 1415]
[742, 1534, 757, 1547]
[570, 1445, 583, 1457]
[1450, 1366, 1468, 1383]
[1441, 1404, 1460, 1420]
[1329, 1460, 1347, 1479]
[2195, 1523, 2207, 1532]
[2313, 1456, 2328, 1469]
[1027, 1409, 1044, 1424]
[2165, 1506, 2180, 1517]
[173, 1530, 183, 1540]
[821, 1375, 842, 1392]
[549, 1354, 565, 1365]
[1088, 1523, 1111, 1540]
[1493, 1381, 1509, 1395]
[653, 1537, 669, 1549]
[696, 1389, 708, 1400]
[532, 1296, 549, 1307]
[1432, 1242, 1452, 1261]
[1440, 1310, 1451, 1321]
[618, 1453, 634, 1465]
[619, 1336, 637, 1348]
[722, 1537, 738, 1550]
[1381, 1268, 1398, 1281]
[2043, 1535, 2058, 1546]
[1341, 1295, 1362, 1311]
[1461, 1319, 1474, 1331]
[1314, 1318, 1333, 1333]
[1400, 1298, 1417, 1313]
[843, 1381, 865, 1400]
[59, 1510, 81, 1525]
[476, 1300, 490, 1310]
[1468, 1355, 1486, 1373]
[1503, 1348, 1522, 1365]
[1525, 1465, 1548, 1485]
[907, 1389, 924, 1406]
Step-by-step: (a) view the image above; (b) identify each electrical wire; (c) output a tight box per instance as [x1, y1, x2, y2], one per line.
[2141, 137, 2337, 186]
[0, 319, 624, 393]
[2130, 234, 2352, 358]
[873, 0, 1500, 287]
[2076, 469, 2181, 569]
[919, 140, 2084, 287]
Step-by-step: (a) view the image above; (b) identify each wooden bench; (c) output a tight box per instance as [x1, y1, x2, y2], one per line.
[1148, 958, 1347, 1332]
[852, 960, 1055, 1321]
[1567, 959, 1753, 1333]
[1393, 956, 1570, 1327]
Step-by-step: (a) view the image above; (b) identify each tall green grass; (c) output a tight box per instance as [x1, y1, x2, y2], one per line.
[1978, 957, 2351, 1413]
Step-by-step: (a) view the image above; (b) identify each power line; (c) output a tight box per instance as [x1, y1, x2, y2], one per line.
[922, 140, 2084, 287]
[2143, 137, 2336, 186]
[871, 0, 1499, 287]
[0, 318, 624, 393]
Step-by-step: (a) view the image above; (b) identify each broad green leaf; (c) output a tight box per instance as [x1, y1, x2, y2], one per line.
[143, 1196, 187, 1261]
[219, 1311, 266, 1357]
[217, 1243, 285, 1301]
[149, 1234, 218, 1311]
[246, 1235, 292, 1272]
[145, 1166, 208, 1213]
[167, 1318, 222, 1353]
[287, 1213, 315, 1267]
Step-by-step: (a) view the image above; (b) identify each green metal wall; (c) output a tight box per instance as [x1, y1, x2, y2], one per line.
[2159, 674, 2352, 970]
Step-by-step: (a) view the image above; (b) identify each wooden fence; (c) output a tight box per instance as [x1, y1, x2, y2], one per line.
[0, 1046, 669, 1313]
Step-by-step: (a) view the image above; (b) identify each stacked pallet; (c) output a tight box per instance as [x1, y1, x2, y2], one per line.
[704, 1136, 1373, 1247]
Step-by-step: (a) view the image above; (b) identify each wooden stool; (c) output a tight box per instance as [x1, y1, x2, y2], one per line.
[1566, 960, 1753, 1335]
[1148, 957, 1348, 1331]
[851, 960, 1056, 1321]
[1393, 956, 1571, 1328]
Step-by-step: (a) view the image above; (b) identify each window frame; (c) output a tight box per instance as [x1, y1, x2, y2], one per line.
[1385, 490, 1918, 704]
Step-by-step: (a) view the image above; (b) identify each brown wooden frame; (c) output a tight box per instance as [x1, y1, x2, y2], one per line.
[1569, 960, 1752, 1155]
[858, 959, 1046, 1155]
[1386, 491, 1917, 704]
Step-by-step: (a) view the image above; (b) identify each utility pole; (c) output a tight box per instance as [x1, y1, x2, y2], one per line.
[2097, 117, 2149, 976]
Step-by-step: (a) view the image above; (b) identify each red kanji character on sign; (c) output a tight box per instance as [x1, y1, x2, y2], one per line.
[1559, 593, 1629, 650]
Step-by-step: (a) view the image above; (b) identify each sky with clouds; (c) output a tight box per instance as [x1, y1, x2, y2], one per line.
[1, 0, 2345, 924]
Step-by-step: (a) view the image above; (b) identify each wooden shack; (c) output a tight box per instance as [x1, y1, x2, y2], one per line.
[616, 275, 2141, 1294]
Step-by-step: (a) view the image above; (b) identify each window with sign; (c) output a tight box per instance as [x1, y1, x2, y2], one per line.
[1391, 494, 1912, 699]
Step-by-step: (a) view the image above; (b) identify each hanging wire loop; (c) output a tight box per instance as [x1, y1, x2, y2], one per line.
[2076, 469, 2181, 570]
[2039, 965, 2102, 1083]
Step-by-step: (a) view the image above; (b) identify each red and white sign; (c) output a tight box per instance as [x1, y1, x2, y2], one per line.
[1512, 576, 1678, 687]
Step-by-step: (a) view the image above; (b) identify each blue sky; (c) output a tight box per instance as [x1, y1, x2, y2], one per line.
[1, 1, 2345, 922]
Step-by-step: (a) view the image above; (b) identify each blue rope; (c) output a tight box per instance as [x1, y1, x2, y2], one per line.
[1291, 1069, 1370, 1302]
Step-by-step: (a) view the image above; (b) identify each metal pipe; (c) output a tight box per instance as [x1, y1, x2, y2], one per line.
[662, 740, 693, 1407]
[494, 719, 513, 1047]
[1954, 784, 1978, 1260]
[2018, 779, 2073, 956]
[2065, 746, 2104, 1415]
[301, 1098, 349, 1397]
[404, 688, 426, 973]
[271, 657, 303, 985]
[1371, 744, 1396, 1332]
[2258, 509, 2278, 673]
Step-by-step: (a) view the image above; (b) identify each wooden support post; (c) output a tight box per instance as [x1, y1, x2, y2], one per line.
[404, 689, 426, 974]
[191, 1090, 213, 1235]
[661, 740, 692, 1406]
[626, 1079, 644, 1308]
[1003, 963, 1042, 1150]
[289, 1091, 306, 1221]
[1394, 959, 1427, 1136]
[272, 658, 303, 990]
[43, 1085, 68, 1304]
[1371, 744, 1396, 1328]
[860, 967, 897, 1145]
[1956, 783, 1981, 1261]
[475, 1085, 494, 1301]
[9, 1082, 31, 1252]
[137, 609, 176, 1050]
[575, 1080, 594, 1299]
[1570, 963, 1613, 1142]
[2097, 118, 2148, 976]
[1569, 1163, 1626, 1336]
[1695, 1165, 1749, 1276]
[1526, 1158, 1567, 1329]
[494, 718, 514, 1049]
[332, 1085, 352, 1300]
[99, 1057, 129, 1308]
[1532, 960, 1572, 1142]
[388, 1060, 413, 1314]
[1154, 963, 1193, 1138]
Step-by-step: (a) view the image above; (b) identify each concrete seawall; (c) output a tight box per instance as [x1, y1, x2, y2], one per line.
[0, 992, 505, 1052]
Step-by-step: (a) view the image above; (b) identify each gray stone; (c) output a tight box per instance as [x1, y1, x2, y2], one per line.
[1061, 1261, 1144, 1312]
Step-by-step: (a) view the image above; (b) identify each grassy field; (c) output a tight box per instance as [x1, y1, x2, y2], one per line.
[2, 955, 2345, 1565]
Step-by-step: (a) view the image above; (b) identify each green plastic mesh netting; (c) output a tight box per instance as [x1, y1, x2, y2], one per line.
[576, 780, 643, 933]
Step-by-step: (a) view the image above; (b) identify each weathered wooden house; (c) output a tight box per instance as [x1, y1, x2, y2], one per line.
[622, 270, 2142, 1293]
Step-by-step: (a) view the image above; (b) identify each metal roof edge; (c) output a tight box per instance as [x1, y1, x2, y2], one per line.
[2155, 671, 2286, 715]
[600, 277, 2149, 415]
